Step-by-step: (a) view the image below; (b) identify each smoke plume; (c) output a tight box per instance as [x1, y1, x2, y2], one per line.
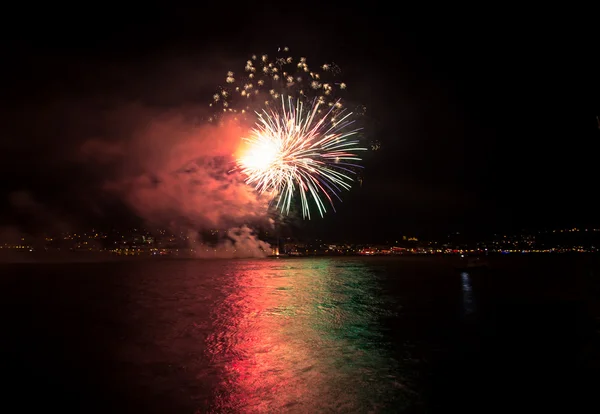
[1, 54, 278, 258]
[80, 106, 272, 257]
[187, 225, 271, 258]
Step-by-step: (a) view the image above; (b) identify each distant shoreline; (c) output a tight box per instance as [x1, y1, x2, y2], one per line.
[1, 250, 599, 265]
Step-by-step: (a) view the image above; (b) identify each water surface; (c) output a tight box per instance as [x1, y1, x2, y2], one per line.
[1, 256, 599, 413]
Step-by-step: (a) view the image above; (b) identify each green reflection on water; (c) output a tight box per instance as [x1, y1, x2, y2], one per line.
[207, 258, 417, 413]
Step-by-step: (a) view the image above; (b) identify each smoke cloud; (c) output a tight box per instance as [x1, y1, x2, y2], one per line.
[187, 225, 272, 258]
[79, 105, 272, 258]
[1, 53, 278, 258]
[0, 226, 25, 245]
[7, 190, 73, 236]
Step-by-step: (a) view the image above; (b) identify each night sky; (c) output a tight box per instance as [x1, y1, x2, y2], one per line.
[1, 6, 598, 241]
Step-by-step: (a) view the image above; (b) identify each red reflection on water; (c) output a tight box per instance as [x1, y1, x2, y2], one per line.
[206, 262, 324, 412]
[203, 259, 402, 413]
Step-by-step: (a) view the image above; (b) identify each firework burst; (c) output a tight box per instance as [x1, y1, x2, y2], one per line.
[211, 47, 366, 218]
[237, 95, 366, 218]
[208, 47, 362, 123]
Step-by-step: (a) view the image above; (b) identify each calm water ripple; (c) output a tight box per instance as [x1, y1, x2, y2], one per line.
[2, 255, 599, 413]
[203, 259, 412, 413]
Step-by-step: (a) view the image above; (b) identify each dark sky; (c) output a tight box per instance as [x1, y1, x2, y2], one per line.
[1, 5, 598, 241]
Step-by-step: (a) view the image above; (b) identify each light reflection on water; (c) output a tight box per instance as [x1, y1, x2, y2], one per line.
[460, 272, 475, 316]
[3, 255, 599, 413]
[206, 258, 410, 413]
[108, 257, 599, 413]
